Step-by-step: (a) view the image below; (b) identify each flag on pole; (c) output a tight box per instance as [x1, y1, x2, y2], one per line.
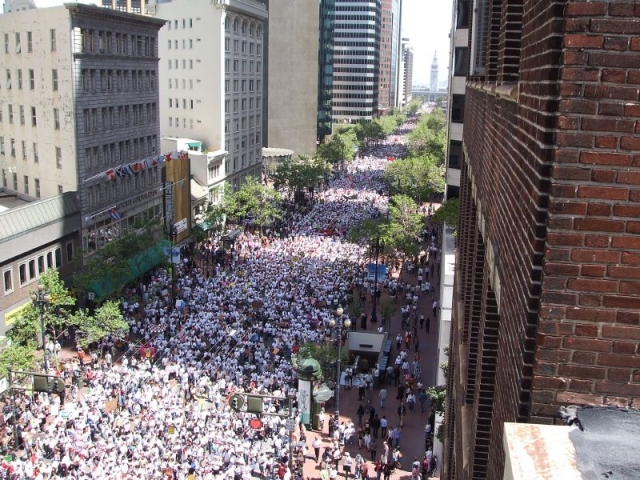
[105, 169, 117, 180]
[109, 207, 122, 220]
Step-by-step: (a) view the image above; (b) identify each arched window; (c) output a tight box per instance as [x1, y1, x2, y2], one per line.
[241, 21, 247, 34]
[233, 18, 239, 32]
[256, 25, 262, 38]
[249, 23, 255, 36]
[225, 16, 230, 31]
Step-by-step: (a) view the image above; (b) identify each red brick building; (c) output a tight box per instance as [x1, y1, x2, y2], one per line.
[444, 1, 640, 478]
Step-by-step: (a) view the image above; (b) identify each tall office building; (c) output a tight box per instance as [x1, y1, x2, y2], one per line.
[262, 0, 319, 156]
[398, 37, 412, 107]
[444, 1, 640, 479]
[0, 3, 165, 257]
[332, 0, 381, 123]
[152, 0, 267, 194]
[443, 0, 469, 200]
[389, 0, 401, 110]
[317, 0, 335, 141]
[377, 0, 392, 114]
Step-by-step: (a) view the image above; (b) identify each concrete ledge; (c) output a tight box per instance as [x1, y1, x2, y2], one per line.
[467, 81, 519, 103]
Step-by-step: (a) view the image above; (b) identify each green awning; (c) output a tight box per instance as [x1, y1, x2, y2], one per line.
[187, 142, 202, 148]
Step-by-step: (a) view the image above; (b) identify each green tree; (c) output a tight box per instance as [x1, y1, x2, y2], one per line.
[296, 341, 349, 383]
[407, 109, 447, 162]
[221, 176, 283, 228]
[268, 155, 330, 201]
[0, 344, 36, 377]
[7, 270, 76, 348]
[384, 156, 445, 203]
[432, 198, 460, 231]
[427, 385, 447, 415]
[317, 130, 357, 168]
[404, 98, 422, 116]
[70, 300, 129, 348]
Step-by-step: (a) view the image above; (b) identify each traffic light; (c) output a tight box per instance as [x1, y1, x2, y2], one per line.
[229, 394, 245, 412]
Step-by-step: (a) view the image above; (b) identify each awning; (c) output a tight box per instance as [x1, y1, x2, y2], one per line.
[187, 141, 202, 149]
[191, 179, 208, 201]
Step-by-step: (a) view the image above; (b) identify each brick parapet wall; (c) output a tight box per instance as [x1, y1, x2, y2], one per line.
[536, 0, 640, 414]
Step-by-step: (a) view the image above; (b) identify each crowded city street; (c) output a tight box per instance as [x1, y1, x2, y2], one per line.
[1, 118, 443, 480]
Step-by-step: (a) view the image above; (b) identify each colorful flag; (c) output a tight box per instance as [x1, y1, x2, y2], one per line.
[116, 166, 126, 178]
[122, 164, 134, 176]
[109, 207, 122, 220]
[165, 153, 172, 163]
[105, 169, 117, 180]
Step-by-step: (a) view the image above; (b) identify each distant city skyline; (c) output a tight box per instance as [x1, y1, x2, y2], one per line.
[402, 0, 453, 86]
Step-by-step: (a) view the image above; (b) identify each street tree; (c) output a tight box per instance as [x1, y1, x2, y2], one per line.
[0, 343, 36, 377]
[432, 198, 460, 232]
[7, 270, 76, 348]
[407, 109, 446, 162]
[268, 155, 331, 201]
[384, 155, 445, 203]
[70, 300, 129, 348]
[221, 176, 283, 228]
[317, 130, 357, 168]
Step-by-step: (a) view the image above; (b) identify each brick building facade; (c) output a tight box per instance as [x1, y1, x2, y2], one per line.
[444, 1, 640, 479]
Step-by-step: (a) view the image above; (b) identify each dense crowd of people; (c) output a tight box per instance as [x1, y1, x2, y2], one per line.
[0, 119, 441, 480]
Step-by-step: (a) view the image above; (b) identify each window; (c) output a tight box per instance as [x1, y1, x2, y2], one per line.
[451, 94, 465, 123]
[19, 264, 27, 286]
[52, 69, 58, 91]
[47, 252, 53, 269]
[55, 248, 62, 267]
[33, 143, 38, 163]
[15, 33, 21, 53]
[448, 140, 462, 169]
[21, 141, 27, 161]
[27, 31, 32, 52]
[38, 256, 45, 274]
[0, 137, 3, 155]
[58, 185, 63, 195]
[29, 69, 34, 89]
[35, 178, 40, 198]
[56, 147, 62, 168]
[50, 29, 56, 52]
[53, 108, 60, 129]
[31, 107, 37, 126]
[19, 105, 25, 125]
[28, 259, 36, 280]
[17, 69, 22, 89]
[66, 242, 74, 263]
[24, 175, 29, 195]
[6, 69, 11, 89]
[456, 0, 470, 29]
[454, 47, 468, 76]
[3, 269, 13, 294]
[3, 34, 7, 54]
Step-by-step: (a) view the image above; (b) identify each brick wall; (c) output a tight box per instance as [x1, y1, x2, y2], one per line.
[535, 0, 640, 414]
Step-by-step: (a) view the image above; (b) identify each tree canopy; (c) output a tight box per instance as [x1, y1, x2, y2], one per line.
[70, 300, 129, 348]
[267, 155, 330, 199]
[432, 197, 460, 231]
[407, 108, 446, 162]
[316, 130, 357, 166]
[220, 176, 283, 227]
[384, 155, 445, 204]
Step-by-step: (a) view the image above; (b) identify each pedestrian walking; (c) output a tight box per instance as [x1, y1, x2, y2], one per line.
[397, 403, 406, 427]
[314, 437, 322, 463]
[379, 387, 388, 409]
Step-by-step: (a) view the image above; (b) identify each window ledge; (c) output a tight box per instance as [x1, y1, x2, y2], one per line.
[467, 81, 518, 103]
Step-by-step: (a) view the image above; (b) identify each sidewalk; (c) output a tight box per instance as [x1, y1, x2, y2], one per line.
[302, 219, 442, 480]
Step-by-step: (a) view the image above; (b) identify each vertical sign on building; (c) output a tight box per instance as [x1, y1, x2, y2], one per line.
[298, 379, 311, 425]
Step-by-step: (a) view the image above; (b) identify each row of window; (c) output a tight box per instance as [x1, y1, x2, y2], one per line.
[333, 102, 377, 108]
[225, 59, 262, 74]
[1, 169, 62, 195]
[224, 150, 262, 175]
[333, 93, 376, 99]
[334, 67, 380, 74]
[0, 138, 59, 167]
[83, 104, 157, 133]
[168, 117, 198, 130]
[86, 167, 160, 207]
[224, 97, 261, 114]
[333, 76, 376, 83]
[0, 104, 40, 128]
[333, 110, 375, 117]
[3, 29, 56, 55]
[223, 115, 262, 134]
[168, 58, 195, 70]
[84, 136, 158, 171]
[224, 37, 262, 55]
[2, 245, 69, 295]
[167, 18, 194, 30]
[335, 14, 378, 21]
[80, 69, 156, 93]
[168, 77, 194, 90]
[332, 83, 377, 91]
[223, 79, 262, 94]
[225, 15, 263, 38]
[335, 32, 381, 39]
[168, 98, 195, 110]
[168, 38, 194, 50]
[2, 68, 58, 91]
[80, 29, 155, 57]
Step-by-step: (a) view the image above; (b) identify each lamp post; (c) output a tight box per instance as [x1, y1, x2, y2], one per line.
[371, 236, 384, 324]
[329, 306, 351, 419]
[168, 224, 178, 310]
[31, 283, 51, 351]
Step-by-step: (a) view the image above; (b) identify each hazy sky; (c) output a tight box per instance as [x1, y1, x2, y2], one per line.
[402, 0, 454, 86]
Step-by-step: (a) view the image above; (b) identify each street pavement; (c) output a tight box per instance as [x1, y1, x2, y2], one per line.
[300, 224, 443, 480]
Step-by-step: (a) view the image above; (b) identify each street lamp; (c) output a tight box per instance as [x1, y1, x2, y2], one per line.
[370, 236, 385, 324]
[329, 306, 351, 419]
[31, 283, 51, 350]
[167, 225, 178, 310]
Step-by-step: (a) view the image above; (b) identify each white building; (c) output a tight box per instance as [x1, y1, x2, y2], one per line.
[0, 3, 166, 257]
[151, 0, 267, 200]
[397, 37, 412, 108]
